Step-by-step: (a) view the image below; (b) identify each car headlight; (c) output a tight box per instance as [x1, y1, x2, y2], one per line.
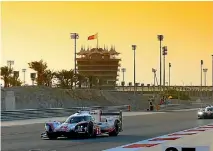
[198, 112, 203, 115]
[75, 125, 86, 132]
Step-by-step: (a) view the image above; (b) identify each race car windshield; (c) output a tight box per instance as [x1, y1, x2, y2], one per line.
[65, 116, 92, 123]
[207, 108, 213, 111]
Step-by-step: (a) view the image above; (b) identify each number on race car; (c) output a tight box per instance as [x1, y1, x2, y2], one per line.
[96, 126, 101, 135]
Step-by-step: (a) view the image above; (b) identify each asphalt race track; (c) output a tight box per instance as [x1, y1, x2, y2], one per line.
[2, 111, 213, 151]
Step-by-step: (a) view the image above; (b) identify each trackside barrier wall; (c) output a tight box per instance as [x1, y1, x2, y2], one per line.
[1, 105, 130, 121]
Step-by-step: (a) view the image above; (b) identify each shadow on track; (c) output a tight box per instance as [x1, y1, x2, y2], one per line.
[42, 134, 150, 144]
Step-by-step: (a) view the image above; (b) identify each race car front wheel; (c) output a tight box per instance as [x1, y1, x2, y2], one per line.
[47, 133, 58, 140]
[46, 126, 58, 139]
[198, 116, 204, 119]
[86, 122, 96, 138]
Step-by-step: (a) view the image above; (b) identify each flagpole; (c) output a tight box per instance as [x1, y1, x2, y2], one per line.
[97, 33, 98, 49]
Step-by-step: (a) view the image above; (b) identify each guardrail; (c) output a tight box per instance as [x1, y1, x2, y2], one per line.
[115, 86, 213, 91]
[1, 105, 130, 122]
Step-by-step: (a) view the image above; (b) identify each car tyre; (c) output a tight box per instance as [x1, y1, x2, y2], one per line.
[198, 116, 203, 119]
[86, 122, 95, 138]
[46, 125, 58, 140]
[109, 120, 119, 137]
[47, 133, 58, 140]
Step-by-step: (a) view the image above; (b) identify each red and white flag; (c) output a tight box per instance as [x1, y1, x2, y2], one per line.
[88, 33, 98, 40]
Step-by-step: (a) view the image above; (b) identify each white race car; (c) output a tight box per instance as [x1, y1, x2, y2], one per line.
[198, 106, 213, 119]
[41, 110, 123, 139]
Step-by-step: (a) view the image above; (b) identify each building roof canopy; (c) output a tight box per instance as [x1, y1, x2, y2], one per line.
[77, 45, 120, 56]
[77, 46, 87, 55]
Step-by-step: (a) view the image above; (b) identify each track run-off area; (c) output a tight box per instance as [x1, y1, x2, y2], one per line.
[2, 110, 213, 151]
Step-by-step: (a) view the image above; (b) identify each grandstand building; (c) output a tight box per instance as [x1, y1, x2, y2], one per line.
[76, 46, 121, 89]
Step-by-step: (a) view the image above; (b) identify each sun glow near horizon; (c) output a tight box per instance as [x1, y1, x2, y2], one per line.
[1, 1, 213, 86]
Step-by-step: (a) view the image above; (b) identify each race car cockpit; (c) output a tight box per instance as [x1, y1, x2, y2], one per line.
[65, 115, 93, 123]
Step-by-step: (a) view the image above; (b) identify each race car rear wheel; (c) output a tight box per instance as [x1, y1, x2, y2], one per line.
[109, 120, 119, 137]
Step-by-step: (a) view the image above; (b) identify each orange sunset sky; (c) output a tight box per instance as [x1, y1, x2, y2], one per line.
[1, 1, 213, 86]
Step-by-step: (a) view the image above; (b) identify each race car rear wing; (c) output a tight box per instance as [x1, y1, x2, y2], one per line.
[86, 110, 123, 131]
[101, 111, 123, 131]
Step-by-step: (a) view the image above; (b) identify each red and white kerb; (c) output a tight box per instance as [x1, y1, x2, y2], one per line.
[104, 123, 213, 151]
